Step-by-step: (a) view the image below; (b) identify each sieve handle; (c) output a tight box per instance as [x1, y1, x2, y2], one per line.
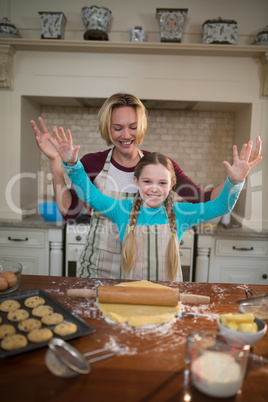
[83, 344, 128, 363]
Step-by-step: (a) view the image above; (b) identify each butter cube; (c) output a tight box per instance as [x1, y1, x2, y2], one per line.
[226, 321, 239, 331]
[237, 323, 258, 333]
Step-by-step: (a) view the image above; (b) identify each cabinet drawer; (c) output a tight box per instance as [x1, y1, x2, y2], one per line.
[0, 229, 45, 248]
[215, 239, 268, 257]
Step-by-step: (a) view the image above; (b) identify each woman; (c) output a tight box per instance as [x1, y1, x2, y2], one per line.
[31, 93, 262, 278]
[49, 128, 260, 281]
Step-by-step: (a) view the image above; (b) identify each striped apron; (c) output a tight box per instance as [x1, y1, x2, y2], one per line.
[78, 148, 141, 279]
[122, 223, 182, 282]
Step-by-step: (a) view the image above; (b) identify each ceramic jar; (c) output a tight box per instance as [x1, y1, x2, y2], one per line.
[156, 8, 188, 42]
[253, 26, 268, 45]
[130, 26, 147, 42]
[38, 12, 67, 39]
[202, 18, 238, 44]
[82, 6, 111, 40]
[0, 17, 21, 38]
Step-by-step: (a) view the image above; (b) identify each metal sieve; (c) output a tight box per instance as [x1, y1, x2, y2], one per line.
[237, 289, 268, 320]
[45, 337, 128, 378]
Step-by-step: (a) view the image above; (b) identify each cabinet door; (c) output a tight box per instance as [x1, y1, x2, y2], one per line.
[0, 248, 49, 275]
[209, 257, 268, 284]
[0, 228, 49, 275]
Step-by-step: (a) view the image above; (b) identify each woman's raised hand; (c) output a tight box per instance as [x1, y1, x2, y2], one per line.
[223, 139, 262, 184]
[48, 126, 80, 164]
[30, 117, 60, 160]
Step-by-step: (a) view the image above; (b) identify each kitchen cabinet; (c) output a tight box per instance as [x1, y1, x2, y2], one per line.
[195, 233, 268, 284]
[0, 227, 64, 276]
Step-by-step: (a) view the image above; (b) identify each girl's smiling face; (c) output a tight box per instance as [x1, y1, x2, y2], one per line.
[133, 163, 175, 208]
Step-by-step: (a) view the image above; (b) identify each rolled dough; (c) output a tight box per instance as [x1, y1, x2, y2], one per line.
[97, 280, 180, 327]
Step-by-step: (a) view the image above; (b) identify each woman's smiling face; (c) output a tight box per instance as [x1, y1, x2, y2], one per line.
[110, 106, 138, 155]
[134, 163, 175, 208]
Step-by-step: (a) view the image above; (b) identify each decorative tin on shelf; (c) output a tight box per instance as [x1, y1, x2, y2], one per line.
[252, 25, 268, 46]
[156, 8, 188, 42]
[82, 6, 112, 40]
[130, 26, 146, 42]
[202, 18, 238, 44]
[0, 17, 21, 38]
[38, 12, 67, 39]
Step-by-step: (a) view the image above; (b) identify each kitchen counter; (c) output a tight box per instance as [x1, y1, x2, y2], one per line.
[0, 215, 65, 229]
[1, 216, 268, 238]
[1, 276, 267, 402]
[195, 223, 268, 238]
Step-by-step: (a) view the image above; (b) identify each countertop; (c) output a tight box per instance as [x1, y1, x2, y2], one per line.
[0, 276, 267, 402]
[195, 223, 268, 239]
[1, 216, 267, 239]
[0, 215, 65, 230]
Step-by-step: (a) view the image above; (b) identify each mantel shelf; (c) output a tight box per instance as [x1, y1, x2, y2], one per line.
[0, 38, 268, 58]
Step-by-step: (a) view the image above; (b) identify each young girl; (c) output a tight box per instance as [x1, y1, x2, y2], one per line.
[50, 129, 261, 282]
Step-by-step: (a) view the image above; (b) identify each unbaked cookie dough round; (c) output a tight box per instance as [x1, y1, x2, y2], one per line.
[97, 280, 180, 327]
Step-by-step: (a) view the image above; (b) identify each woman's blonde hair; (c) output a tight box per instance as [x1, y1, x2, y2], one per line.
[98, 93, 148, 146]
[121, 152, 180, 281]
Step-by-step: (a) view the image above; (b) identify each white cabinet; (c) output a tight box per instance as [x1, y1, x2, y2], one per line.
[196, 234, 268, 284]
[0, 227, 64, 276]
[209, 238, 268, 284]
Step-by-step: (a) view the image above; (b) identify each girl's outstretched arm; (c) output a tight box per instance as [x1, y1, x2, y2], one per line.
[224, 140, 262, 184]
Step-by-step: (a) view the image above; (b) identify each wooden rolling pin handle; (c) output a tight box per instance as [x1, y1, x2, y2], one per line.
[67, 289, 97, 298]
[179, 293, 210, 304]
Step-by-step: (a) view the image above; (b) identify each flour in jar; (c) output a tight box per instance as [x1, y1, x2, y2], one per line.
[191, 350, 243, 398]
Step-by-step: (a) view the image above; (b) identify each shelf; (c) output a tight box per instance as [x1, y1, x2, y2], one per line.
[0, 38, 268, 58]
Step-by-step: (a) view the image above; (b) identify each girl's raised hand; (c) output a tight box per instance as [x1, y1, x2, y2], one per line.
[223, 140, 262, 184]
[48, 126, 80, 164]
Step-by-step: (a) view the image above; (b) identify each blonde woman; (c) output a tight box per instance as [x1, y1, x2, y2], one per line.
[48, 128, 261, 281]
[31, 93, 262, 279]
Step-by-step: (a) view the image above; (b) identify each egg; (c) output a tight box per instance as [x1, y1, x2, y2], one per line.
[0, 276, 8, 291]
[7, 275, 18, 288]
[1, 270, 16, 279]
[1, 270, 18, 288]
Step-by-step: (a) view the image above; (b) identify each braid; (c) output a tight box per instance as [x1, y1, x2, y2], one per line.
[129, 192, 142, 228]
[165, 191, 180, 281]
[165, 191, 177, 235]
[121, 192, 142, 274]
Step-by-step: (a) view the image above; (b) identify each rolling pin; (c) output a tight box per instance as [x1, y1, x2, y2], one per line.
[67, 286, 210, 306]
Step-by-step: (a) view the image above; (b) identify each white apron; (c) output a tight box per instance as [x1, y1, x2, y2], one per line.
[78, 148, 141, 278]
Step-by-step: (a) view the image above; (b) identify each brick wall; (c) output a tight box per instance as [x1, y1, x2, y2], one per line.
[40, 106, 235, 197]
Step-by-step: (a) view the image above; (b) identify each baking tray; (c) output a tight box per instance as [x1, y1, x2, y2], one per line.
[0, 289, 95, 358]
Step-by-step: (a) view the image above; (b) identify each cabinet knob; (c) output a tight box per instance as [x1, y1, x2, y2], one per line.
[262, 274, 267, 279]
[76, 235, 82, 241]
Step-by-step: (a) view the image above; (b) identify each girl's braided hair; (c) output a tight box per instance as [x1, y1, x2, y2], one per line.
[121, 152, 180, 280]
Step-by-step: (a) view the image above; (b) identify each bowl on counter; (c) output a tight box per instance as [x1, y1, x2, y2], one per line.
[38, 202, 62, 222]
[217, 315, 267, 348]
[0, 260, 22, 295]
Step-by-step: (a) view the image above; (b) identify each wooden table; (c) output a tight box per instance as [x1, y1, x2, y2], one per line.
[0, 276, 267, 402]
